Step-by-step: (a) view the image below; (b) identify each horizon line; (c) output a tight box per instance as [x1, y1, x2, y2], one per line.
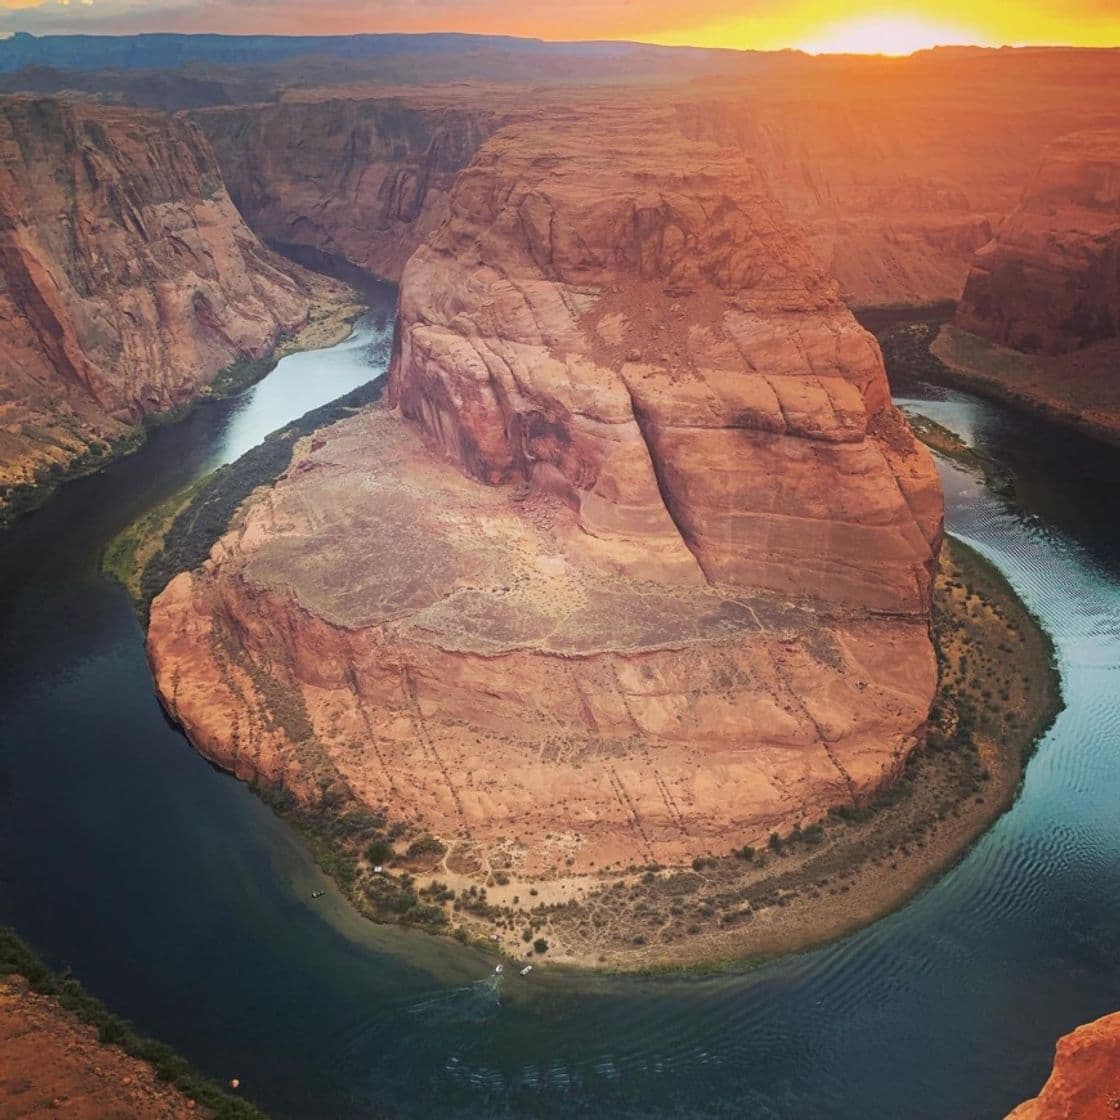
[0, 28, 1115, 56]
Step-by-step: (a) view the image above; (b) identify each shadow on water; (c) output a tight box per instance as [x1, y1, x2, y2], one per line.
[1, 298, 1119, 1118]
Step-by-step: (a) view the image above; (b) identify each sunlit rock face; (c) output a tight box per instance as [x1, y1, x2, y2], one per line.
[149, 102, 942, 880]
[0, 94, 321, 505]
[1007, 1012, 1120, 1120]
[391, 106, 942, 612]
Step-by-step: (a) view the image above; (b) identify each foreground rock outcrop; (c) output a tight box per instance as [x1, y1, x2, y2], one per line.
[0, 976, 209, 1119]
[941, 128, 1120, 440]
[0, 95, 333, 516]
[1007, 1012, 1120, 1120]
[148, 104, 941, 893]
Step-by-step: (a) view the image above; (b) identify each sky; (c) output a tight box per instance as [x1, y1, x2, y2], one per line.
[1, 1, 1119, 54]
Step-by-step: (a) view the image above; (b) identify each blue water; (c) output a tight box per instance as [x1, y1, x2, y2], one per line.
[1, 309, 1118, 1119]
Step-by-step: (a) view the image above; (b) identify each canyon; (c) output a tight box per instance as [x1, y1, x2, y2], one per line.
[0, 30, 1115, 1117]
[195, 93, 507, 283]
[0, 40, 1099, 951]
[0, 94, 344, 523]
[178, 50, 1120, 310]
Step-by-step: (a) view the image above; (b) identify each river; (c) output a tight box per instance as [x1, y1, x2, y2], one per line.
[1, 301, 1118, 1119]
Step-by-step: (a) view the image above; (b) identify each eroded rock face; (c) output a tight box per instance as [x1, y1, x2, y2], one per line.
[391, 108, 942, 612]
[0, 95, 323, 506]
[1007, 1012, 1120, 1120]
[956, 129, 1120, 354]
[148, 105, 942, 881]
[196, 94, 503, 282]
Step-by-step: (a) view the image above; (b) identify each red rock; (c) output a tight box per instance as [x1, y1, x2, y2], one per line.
[0, 976, 205, 1120]
[148, 102, 941, 886]
[956, 129, 1120, 355]
[941, 128, 1120, 441]
[0, 94, 328, 509]
[1007, 1012, 1120, 1120]
[391, 106, 942, 612]
[196, 93, 504, 282]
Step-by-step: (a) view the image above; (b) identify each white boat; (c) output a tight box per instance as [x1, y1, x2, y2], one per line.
[520, 965, 533, 977]
[494, 963, 504, 974]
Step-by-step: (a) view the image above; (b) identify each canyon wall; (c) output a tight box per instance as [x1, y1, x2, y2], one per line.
[678, 49, 1120, 308]
[1007, 1012, 1120, 1120]
[148, 103, 941, 888]
[195, 94, 505, 282]
[390, 105, 942, 611]
[0, 95, 329, 513]
[938, 128, 1120, 441]
[955, 128, 1120, 354]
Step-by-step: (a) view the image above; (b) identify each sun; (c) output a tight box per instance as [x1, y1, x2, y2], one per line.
[797, 14, 987, 56]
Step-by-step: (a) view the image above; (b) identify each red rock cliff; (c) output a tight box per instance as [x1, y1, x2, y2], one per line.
[955, 129, 1120, 354]
[1007, 1012, 1120, 1120]
[934, 128, 1120, 442]
[0, 95, 326, 508]
[391, 105, 942, 613]
[196, 93, 503, 282]
[676, 49, 1120, 308]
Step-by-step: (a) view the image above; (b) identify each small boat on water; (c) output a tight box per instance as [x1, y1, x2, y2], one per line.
[311, 890, 325, 899]
[494, 964, 504, 975]
[520, 965, 533, 977]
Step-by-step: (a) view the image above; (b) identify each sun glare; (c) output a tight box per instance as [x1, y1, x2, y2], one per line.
[796, 14, 987, 56]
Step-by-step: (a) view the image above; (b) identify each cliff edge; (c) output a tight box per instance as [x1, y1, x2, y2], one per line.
[1008, 1012, 1120, 1120]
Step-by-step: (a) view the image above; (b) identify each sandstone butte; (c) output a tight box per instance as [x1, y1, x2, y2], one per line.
[147, 102, 943, 889]
[940, 127, 1120, 441]
[0, 94, 336, 514]
[1006, 1012, 1120, 1120]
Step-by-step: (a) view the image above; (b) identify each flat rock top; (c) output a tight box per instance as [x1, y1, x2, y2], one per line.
[238, 404, 820, 655]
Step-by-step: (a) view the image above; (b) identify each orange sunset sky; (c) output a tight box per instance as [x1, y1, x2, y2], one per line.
[0, 1, 1118, 53]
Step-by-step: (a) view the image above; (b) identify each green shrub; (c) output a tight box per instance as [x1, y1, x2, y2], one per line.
[406, 835, 447, 860]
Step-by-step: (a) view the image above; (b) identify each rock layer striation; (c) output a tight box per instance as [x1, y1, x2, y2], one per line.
[0, 95, 327, 509]
[196, 93, 504, 282]
[956, 129, 1120, 355]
